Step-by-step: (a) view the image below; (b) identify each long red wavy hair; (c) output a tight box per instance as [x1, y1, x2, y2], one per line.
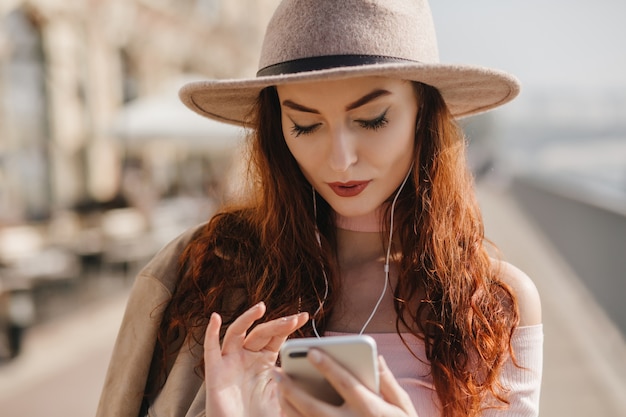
[149, 82, 519, 417]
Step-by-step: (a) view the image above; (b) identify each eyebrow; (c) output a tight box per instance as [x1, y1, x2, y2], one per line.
[281, 89, 392, 114]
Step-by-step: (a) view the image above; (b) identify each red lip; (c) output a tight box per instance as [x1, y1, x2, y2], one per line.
[327, 181, 370, 197]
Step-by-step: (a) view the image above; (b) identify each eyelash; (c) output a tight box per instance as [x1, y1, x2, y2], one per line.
[357, 111, 389, 131]
[290, 123, 320, 137]
[290, 110, 389, 137]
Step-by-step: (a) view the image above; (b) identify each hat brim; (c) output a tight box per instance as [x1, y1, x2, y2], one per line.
[179, 62, 520, 126]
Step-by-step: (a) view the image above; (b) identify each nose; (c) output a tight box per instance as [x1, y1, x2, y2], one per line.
[328, 127, 357, 172]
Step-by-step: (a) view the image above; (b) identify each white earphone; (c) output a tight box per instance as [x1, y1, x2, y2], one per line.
[311, 164, 413, 337]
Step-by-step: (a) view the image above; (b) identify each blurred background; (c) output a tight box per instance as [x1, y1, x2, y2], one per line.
[0, 0, 624, 416]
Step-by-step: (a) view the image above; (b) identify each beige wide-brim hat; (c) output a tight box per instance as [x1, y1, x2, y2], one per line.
[180, 0, 520, 126]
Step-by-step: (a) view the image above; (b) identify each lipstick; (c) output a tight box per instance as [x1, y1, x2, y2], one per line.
[327, 180, 370, 197]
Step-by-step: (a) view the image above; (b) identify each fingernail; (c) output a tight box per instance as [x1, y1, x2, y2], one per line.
[282, 314, 297, 321]
[254, 301, 265, 309]
[282, 311, 308, 322]
[308, 349, 322, 364]
[378, 355, 387, 370]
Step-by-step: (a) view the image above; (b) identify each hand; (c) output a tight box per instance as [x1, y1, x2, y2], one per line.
[274, 350, 418, 417]
[204, 302, 309, 417]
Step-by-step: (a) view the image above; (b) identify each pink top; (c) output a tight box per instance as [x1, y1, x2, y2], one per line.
[326, 325, 543, 416]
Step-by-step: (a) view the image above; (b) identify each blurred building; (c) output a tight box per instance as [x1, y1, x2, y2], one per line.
[0, 0, 279, 223]
[0, 0, 280, 357]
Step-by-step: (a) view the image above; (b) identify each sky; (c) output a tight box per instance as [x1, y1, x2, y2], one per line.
[429, 1, 626, 98]
[428, 1, 626, 186]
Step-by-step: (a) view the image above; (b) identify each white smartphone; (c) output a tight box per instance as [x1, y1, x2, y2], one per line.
[279, 334, 379, 405]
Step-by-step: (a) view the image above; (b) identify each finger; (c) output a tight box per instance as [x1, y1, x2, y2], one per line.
[377, 355, 414, 412]
[306, 349, 374, 406]
[273, 369, 333, 417]
[221, 301, 266, 354]
[277, 393, 306, 417]
[244, 312, 307, 352]
[244, 312, 309, 352]
[203, 312, 222, 367]
[276, 382, 304, 417]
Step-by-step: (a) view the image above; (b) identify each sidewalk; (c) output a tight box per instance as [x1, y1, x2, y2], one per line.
[0, 285, 129, 417]
[478, 185, 626, 416]
[0, 186, 625, 416]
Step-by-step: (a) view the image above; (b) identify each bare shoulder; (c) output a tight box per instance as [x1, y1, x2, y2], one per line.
[492, 259, 543, 326]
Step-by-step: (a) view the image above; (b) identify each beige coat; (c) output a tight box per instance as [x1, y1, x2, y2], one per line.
[96, 224, 209, 417]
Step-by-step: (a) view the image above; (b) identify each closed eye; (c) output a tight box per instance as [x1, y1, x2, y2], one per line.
[356, 110, 389, 131]
[290, 122, 321, 137]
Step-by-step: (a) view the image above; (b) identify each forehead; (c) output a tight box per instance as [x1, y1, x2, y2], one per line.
[275, 76, 415, 107]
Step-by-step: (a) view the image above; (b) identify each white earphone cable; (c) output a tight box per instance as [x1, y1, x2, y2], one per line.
[357, 165, 412, 335]
[311, 164, 413, 337]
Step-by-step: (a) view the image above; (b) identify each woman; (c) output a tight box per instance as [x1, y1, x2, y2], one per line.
[97, 1, 542, 417]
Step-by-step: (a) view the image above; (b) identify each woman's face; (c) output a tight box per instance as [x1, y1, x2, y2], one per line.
[276, 76, 418, 218]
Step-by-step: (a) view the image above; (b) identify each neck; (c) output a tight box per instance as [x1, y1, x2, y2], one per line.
[334, 207, 388, 268]
[334, 206, 385, 233]
[335, 227, 386, 267]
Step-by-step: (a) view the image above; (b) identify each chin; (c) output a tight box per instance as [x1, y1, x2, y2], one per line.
[332, 202, 383, 218]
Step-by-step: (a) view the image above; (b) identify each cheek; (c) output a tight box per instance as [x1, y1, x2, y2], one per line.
[283, 136, 316, 182]
[281, 121, 302, 161]
[281, 123, 324, 177]
[392, 112, 417, 157]
[368, 124, 415, 166]
[283, 134, 303, 163]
